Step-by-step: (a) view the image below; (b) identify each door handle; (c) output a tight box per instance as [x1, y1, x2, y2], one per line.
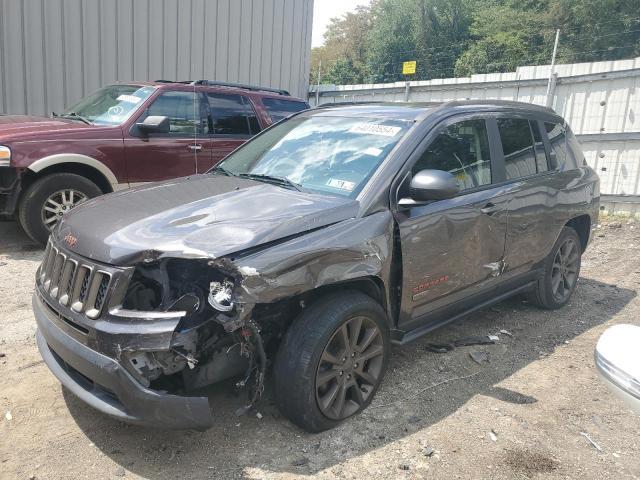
[480, 202, 502, 215]
[189, 144, 203, 152]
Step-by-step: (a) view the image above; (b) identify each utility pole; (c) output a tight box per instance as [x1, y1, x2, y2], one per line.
[545, 29, 560, 108]
[315, 60, 322, 107]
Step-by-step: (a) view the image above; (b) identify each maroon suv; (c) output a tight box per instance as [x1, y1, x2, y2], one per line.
[0, 80, 309, 244]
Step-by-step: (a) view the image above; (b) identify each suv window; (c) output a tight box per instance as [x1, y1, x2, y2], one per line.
[144, 91, 205, 135]
[545, 122, 570, 169]
[531, 121, 548, 173]
[497, 118, 544, 179]
[262, 98, 308, 122]
[206, 93, 260, 136]
[413, 119, 491, 191]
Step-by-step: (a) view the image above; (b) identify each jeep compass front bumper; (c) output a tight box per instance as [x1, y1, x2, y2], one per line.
[34, 292, 214, 429]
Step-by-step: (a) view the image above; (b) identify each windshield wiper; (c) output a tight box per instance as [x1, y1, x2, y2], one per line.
[58, 112, 92, 125]
[210, 165, 237, 177]
[238, 173, 303, 191]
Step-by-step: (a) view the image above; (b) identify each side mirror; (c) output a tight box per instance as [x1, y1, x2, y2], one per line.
[399, 169, 459, 206]
[136, 115, 170, 135]
[595, 324, 640, 412]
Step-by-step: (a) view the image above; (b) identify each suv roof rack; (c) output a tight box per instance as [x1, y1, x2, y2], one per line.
[192, 80, 290, 96]
[154, 79, 193, 84]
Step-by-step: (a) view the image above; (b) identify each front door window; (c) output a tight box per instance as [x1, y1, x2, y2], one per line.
[412, 119, 492, 191]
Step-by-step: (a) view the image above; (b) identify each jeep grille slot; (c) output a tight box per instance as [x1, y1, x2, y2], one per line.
[39, 239, 114, 319]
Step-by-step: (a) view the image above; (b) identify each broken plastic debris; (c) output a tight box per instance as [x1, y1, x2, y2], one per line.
[488, 430, 498, 441]
[238, 266, 259, 276]
[5, 411, 12, 421]
[470, 351, 489, 364]
[255, 412, 263, 420]
[426, 335, 497, 354]
[580, 432, 603, 451]
[499, 329, 513, 337]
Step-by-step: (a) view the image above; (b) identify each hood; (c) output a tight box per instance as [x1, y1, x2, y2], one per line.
[0, 115, 95, 142]
[54, 174, 359, 265]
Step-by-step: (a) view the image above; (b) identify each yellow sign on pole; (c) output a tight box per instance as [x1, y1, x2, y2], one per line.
[402, 60, 417, 75]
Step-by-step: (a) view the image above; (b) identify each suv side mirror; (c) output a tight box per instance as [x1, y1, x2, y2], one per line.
[399, 169, 459, 206]
[136, 115, 170, 135]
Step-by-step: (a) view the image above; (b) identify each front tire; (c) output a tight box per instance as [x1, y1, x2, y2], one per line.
[18, 173, 102, 245]
[527, 226, 582, 309]
[273, 290, 390, 432]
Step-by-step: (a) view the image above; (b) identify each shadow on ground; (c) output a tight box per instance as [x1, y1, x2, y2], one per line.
[0, 219, 41, 256]
[61, 275, 636, 479]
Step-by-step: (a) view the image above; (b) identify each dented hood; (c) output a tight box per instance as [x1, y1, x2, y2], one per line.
[54, 174, 359, 265]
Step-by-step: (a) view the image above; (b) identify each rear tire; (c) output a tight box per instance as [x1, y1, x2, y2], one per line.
[527, 226, 582, 309]
[273, 290, 390, 432]
[18, 173, 102, 245]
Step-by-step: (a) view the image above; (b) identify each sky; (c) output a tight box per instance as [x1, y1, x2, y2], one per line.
[312, 0, 372, 47]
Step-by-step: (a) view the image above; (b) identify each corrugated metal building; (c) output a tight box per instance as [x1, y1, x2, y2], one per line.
[0, 0, 314, 116]
[311, 58, 640, 201]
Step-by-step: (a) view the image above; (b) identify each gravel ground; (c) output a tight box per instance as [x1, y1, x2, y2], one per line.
[1, 217, 640, 480]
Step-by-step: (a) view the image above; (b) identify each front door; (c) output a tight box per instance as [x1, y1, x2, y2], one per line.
[124, 90, 210, 183]
[394, 117, 509, 330]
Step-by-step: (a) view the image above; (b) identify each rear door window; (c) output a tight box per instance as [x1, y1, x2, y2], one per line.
[412, 119, 492, 191]
[262, 98, 309, 122]
[206, 93, 260, 136]
[497, 118, 546, 179]
[530, 120, 548, 173]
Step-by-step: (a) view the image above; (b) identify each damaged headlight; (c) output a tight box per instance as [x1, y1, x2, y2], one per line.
[122, 259, 239, 317]
[208, 279, 235, 312]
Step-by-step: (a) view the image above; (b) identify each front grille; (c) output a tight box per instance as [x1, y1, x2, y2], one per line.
[39, 238, 114, 319]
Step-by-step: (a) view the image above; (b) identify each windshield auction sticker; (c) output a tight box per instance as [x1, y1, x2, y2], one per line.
[116, 94, 142, 104]
[326, 178, 356, 191]
[349, 123, 402, 137]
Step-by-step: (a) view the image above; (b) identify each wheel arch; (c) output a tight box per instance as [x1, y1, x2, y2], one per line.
[294, 276, 391, 328]
[24, 154, 118, 194]
[565, 214, 591, 252]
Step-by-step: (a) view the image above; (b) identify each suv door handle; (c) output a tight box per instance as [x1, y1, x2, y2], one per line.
[189, 144, 203, 152]
[480, 202, 502, 215]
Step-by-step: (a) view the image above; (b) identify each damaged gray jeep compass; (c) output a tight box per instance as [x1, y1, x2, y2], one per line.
[33, 101, 599, 432]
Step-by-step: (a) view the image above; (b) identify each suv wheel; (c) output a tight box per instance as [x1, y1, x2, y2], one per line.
[527, 226, 582, 309]
[273, 290, 389, 432]
[19, 173, 102, 245]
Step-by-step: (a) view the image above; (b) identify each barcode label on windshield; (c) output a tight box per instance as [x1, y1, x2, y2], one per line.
[349, 123, 402, 137]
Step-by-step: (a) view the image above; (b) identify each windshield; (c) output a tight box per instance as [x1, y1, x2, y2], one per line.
[215, 115, 411, 197]
[62, 85, 156, 125]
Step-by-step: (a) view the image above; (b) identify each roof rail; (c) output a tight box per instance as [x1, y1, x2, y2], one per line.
[154, 79, 193, 84]
[192, 80, 290, 96]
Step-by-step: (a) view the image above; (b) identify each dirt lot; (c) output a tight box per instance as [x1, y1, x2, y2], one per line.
[1, 217, 640, 480]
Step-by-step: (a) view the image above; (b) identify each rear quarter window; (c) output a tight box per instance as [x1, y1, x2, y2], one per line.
[262, 98, 309, 123]
[544, 122, 578, 170]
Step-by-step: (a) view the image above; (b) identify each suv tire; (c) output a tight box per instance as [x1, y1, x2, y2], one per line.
[19, 173, 102, 245]
[273, 290, 390, 432]
[527, 226, 582, 309]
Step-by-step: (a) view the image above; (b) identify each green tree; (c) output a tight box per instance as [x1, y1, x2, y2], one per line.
[310, 0, 640, 85]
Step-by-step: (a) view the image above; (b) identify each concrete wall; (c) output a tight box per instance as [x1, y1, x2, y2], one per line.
[310, 58, 640, 198]
[0, 0, 314, 115]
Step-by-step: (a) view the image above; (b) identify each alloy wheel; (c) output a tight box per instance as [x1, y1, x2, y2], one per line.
[315, 316, 385, 420]
[551, 237, 580, 302]
[41, 189, 88, 230]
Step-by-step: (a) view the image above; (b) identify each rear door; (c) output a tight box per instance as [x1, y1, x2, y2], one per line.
[124, 90, 210, 183]
[394, 115, 510, 331]
[198, 92, 262, 172]
[261, 97, 309, 123]
[494, 115, 568, 281]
